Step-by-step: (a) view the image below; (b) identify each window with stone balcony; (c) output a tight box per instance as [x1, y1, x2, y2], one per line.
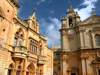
[14, 28, 24, 46]
[95, 34, 100, 46]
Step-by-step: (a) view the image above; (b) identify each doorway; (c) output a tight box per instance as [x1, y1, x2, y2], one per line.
[98, 70, 100, 75]
[71, 73, 76, 75]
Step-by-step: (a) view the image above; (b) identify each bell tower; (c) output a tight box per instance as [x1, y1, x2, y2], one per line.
[60, 4, 81, 52]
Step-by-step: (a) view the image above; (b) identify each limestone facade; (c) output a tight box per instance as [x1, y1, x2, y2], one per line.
[0, 0, 53, 75]
[52, 4, 100, 75]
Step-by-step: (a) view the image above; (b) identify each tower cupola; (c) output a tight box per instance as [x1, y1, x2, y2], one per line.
[67, 5, 75, 15]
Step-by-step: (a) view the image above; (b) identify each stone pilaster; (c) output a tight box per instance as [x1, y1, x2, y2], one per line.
[80, 56, 89, 75]
[79, 29, 85, 49]
[61, 54, 67, 75]
[61, 30, 67, 51]
[85, 56, 91, 75]
[81, 57, 86, 75]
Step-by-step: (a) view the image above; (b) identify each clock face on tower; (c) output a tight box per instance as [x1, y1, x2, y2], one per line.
[68, 29, 74, 35]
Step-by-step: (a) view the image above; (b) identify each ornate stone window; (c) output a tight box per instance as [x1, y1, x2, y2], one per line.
[14, 28, 24, 46]
[95, 34, 100, 46]
[29, 40, 38, 54]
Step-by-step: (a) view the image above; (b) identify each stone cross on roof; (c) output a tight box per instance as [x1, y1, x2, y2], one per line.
[92, 8, 94, 12]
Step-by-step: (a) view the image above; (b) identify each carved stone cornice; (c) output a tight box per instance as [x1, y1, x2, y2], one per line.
[27, 57, 37, 63]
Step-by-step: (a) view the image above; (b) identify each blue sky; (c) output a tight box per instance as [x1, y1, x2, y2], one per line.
[17, 0, 100, 47]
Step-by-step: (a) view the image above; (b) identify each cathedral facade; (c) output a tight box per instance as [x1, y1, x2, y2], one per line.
[0, 0, 53, 75]
[52, 4, 100, 75]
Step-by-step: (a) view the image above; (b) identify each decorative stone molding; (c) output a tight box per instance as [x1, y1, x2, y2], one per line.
[62, 58, 67, 62]
[92, 54, 97, 59]
[27, 57, 37, 63]
[62, 55, 68, 62]
[61, 31, 66, 35]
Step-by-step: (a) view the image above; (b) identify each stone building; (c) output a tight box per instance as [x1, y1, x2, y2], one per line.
[52, 4, 100, 75]
[51, 46, 61, 75]
[0, 0, 53, 75]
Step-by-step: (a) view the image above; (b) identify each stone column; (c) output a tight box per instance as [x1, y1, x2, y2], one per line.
[86, 30, 91, 48]
[23, 58, 27, 75]
[79, 30, 84, 49]
[61, 30, 67, 51]
[81, 57, 86, 75]
[76, 31, 80, 49]
[91, 33, 95, 48]
[86, 56, 90, 75]
[83, 29, 88, 48]
[61, 54, 67, 75]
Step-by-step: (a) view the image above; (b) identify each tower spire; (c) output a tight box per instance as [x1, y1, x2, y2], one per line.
[32, 8, 36, 21]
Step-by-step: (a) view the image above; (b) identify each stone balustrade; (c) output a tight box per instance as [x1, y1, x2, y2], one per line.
[12, 46, 27, 58]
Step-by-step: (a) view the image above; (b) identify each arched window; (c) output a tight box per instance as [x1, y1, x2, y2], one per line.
[14, 28, 24, 46]
[95, 34, 100, 46]
[69, 19, 73, 27]
[27, 63, 35, 75]
[8, 64, 12, 75]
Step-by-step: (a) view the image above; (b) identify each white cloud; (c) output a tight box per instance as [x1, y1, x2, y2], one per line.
[17, 8, 21, 15]
[49, 10, 55, 14]
[74, 0, 97, 21]
[47, 9, 55, 14]
[39, 17, 61, 47]
[36, 0, 52, 5]
[36, 0, 46, 5]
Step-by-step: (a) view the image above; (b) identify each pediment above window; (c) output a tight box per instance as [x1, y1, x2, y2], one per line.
[89, 27, 100, 33]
